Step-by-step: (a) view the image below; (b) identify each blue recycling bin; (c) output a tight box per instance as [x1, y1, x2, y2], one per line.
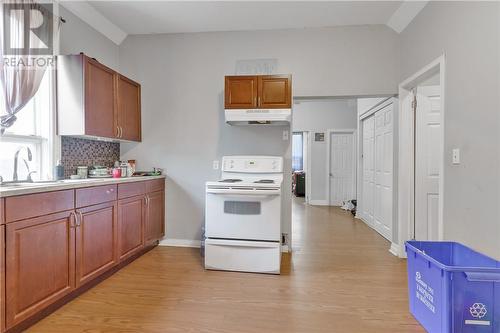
[406, 241, 500, 333]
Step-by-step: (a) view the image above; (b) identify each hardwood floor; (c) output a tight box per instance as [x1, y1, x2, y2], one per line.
[27, 198, 424, 333]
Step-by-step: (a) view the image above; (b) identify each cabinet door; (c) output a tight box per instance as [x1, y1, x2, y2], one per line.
[117, 196, 145, 261]
[258, 75, 292, 109]
[0, 225, 5, 333]
[75, 202, 118, 287]
[6, 211, 75, 328]
[116, 75, 141, 142]
[85, 57, 116, 138]
[224, 76, 258, 109]
[145, 190, 165, 245]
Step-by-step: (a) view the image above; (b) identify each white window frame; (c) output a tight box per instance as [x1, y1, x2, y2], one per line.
[0, 69, 59, 181]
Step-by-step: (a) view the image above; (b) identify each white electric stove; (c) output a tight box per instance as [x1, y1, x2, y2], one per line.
[205, 156, 283, 274]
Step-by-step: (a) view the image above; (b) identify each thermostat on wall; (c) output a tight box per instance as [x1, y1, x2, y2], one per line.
[315, 133, 325, 142]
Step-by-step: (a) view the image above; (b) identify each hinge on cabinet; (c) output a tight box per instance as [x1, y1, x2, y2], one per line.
[411, 90, 417, 111]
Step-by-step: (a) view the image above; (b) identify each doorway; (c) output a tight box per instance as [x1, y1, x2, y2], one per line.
[328, 130, 355, 206]
[398, 55, 445, 256]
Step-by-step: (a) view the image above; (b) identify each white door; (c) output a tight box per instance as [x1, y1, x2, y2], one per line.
[329, 132, 354, 206]
[362, 116, 375, 226]
[415, 85, 441, 240]
[373, 104, 394, 240]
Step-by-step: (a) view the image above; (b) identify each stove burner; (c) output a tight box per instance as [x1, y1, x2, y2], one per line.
[219, 179, 243, 183]
[254, 179, 274, 184]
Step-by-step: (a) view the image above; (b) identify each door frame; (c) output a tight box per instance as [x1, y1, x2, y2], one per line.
[303, 131, 312, 204]
[326, 129, 357, 206]
[397, 55, 446, 257]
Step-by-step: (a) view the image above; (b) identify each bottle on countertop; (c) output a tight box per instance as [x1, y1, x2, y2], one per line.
[54, 160, 64, 180]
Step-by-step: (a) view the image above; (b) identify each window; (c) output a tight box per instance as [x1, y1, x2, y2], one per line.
[0, 70, 56, 182]
[292, 132, 304, 172]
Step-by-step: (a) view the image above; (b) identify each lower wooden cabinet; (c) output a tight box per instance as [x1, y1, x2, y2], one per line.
[75, 202, 118, 287]
[117, 195, 145, 261]
[2, 178, 166, 331]
[5, 211, 76, 328]
[145, 190, 165, 246]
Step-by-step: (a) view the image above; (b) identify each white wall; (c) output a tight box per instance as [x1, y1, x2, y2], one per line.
[357, 97, 387, 116]
[118, 25, 399, 245]
[59, 6, 119, 70]
[400, 2, 500, 258]
[293, 99, 357, 202]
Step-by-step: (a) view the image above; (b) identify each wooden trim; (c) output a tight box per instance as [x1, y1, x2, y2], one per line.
[5, 244, 157, 333]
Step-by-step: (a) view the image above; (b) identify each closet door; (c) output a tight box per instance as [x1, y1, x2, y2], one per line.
[361, 115, 375, 226]
[373, 104, 393, 241]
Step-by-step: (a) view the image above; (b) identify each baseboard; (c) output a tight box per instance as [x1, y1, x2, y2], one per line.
[389, 243, 400, 257]
[159, 238, 201, 248]
[308, 200, 328, 206]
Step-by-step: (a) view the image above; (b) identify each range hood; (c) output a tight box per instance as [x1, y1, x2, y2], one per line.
[225, 108, 291, 126]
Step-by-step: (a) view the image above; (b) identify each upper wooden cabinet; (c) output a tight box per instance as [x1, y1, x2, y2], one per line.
[58, 54, 142, 142]
[225, 76, 258, 109]
[85, 58, 116, 138]
[225, 75, 291, 109]
[116, 75, 142, 141]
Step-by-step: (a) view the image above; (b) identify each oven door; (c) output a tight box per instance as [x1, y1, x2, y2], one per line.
[205, 187, 281, 241]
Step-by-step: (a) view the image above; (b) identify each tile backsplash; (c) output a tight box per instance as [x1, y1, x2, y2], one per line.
[61, 137, 120, 178]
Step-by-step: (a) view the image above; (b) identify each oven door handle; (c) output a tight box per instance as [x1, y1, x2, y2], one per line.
[206, 189, 280, 196]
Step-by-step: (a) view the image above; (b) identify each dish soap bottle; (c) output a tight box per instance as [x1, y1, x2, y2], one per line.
[54, 160, 64, 180]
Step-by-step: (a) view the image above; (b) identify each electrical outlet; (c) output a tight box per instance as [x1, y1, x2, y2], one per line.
[452, 148, 460, 165]
[213, 160, 219, 170]
[283, 130, 289, 141]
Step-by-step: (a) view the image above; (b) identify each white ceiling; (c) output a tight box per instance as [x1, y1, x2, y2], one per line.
[60, 1, 428, 45]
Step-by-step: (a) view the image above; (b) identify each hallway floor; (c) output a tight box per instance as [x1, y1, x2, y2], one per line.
[28, 198, 424, 333]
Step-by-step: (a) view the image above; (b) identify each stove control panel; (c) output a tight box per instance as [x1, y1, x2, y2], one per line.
[222, 156, 283, 173]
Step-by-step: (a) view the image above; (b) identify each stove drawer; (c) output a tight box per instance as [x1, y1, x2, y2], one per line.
[205, 239, 281, 274]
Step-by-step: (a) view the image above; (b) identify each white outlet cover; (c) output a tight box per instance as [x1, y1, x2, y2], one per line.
[283, 130, 289, 141]
[213, 160, 219, 170]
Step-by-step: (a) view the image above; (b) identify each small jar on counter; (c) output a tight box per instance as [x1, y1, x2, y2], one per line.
[77, 166, 88, 179]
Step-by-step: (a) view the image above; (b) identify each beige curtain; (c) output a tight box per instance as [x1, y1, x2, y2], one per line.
[0, 0, 59, 134]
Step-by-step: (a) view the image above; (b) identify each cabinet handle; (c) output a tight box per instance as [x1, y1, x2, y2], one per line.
[119, 126, 123, 138]
[254, 96, 257, 107]
[75, 211, 83, 227]
[258, 96, 261, 107]
[69, 212, 76, 228]
[116, 125, 120, 138]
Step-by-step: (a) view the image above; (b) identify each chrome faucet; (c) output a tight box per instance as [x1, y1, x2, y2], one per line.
[13, 146, 35, 182]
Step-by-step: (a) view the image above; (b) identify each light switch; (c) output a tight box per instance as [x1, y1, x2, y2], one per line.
[213, 160, 219, 170]
[283, 130, 289, 141]
[452, 149, 460, 165]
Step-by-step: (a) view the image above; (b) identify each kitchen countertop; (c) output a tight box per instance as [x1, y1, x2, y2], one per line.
[0, 175, 166, 198]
